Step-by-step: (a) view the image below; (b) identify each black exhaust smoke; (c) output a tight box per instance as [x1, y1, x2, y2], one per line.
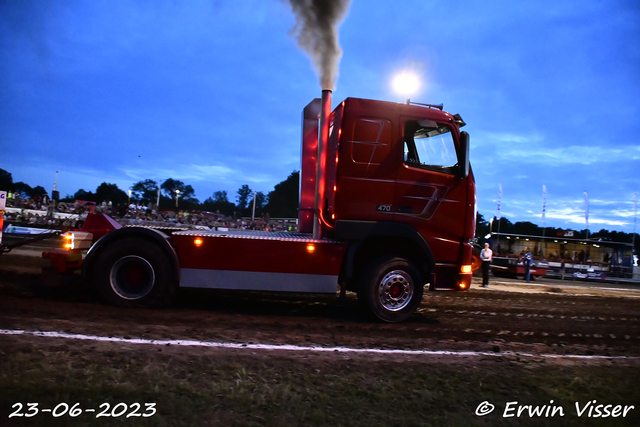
[287, 0, 349, 238]
[287, 0, 350, 90]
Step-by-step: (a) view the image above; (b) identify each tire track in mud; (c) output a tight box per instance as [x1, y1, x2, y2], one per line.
[1, 273, 640, 359]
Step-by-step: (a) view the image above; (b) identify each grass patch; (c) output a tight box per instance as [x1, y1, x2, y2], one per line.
[1, 340, 639, 426]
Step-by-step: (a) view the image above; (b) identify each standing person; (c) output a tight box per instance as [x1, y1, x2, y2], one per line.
[480, 243, 493, 288]
[523, 247, 533, 282]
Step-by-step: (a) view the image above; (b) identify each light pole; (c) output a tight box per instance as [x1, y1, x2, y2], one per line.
[156, 181, 162, 209]
[175, 189, 180, 208]
[251, 191, 257, 222]
[633, 193, 637, 262]
[128, 190, 131, 206]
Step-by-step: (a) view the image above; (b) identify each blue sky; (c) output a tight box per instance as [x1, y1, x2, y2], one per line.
[1, 0, 639, 232]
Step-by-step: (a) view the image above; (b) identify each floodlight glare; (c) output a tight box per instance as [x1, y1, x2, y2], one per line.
[392, 73, 420, 98]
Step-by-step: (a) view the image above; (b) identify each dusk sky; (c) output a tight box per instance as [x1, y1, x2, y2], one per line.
[1, 0, 639, 233]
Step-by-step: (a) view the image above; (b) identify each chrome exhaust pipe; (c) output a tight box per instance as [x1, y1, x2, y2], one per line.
[313, 89, 331, 240]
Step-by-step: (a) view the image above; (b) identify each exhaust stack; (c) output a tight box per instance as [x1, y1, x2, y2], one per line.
[313, 89, 332, 240]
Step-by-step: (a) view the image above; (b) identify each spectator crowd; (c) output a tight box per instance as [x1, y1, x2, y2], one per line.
[3, 196, 297, 232]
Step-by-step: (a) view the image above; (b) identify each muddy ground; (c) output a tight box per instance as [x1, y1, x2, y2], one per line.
[1, 251, 639, 426]
[1, 252, 639, 358]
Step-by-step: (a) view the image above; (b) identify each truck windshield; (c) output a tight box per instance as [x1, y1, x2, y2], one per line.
[403, 121, 458, 173]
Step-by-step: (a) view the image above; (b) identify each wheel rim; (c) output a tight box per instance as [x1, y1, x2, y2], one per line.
[110, 255, 155, 300]
[378, 270, 414, 312]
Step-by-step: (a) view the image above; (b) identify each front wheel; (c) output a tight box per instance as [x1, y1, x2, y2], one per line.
[358, 256, 424, 322]
[92, 237, 176, 307]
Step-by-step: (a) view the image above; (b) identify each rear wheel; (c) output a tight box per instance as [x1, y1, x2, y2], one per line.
[92, 237, 175, 307]
[358, 256, 424, 322]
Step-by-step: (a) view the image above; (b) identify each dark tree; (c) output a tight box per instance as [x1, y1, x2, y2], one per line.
[202, 190, 236, 216]
[161, 179, 196, 200]
[494, 216, 514, 234]
[512, 221, 542, 236]
[12, 182, 33, 198]
[11, 182, 47, 199]
[265, 171, 299, 218]
[245, 191, 268, 217]
[130, 179, 159, 204]
[74, 189, 96, 202]
[95, 183, 128, 205]
[160, 179, 199, 209]
[176, 185, 200, 209]
[214, 190, 230, 204]
[475, 212, 490, 238]
[32, 185, 47, 198]
[236, 184, 252, 215]
[0, 168, 12, 190]
[253, 191, 268, 216]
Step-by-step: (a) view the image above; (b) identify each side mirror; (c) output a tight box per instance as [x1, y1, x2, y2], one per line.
[459, 131, 470, 178]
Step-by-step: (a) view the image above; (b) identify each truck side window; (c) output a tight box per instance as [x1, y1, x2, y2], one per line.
[403, 120, 458, 173]
[351, 118, 391, 165]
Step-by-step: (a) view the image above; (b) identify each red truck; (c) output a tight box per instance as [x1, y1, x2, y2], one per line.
[47, 91, 476, 322]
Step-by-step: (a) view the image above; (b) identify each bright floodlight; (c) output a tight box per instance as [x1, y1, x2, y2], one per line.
[393, 73, 420, 98]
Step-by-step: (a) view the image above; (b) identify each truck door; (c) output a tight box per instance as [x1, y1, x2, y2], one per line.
[395, 117, 467, 261]
[335, 115, 398, 222]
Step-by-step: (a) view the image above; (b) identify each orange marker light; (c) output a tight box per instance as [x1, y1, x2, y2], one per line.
[306, 244, 315, 253]
[460, 264, 472, 274]
[63, 233, 73, 250]
[194, 238, 203, 247]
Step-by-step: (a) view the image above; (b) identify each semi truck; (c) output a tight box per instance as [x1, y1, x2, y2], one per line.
[44, 91, 476, 322]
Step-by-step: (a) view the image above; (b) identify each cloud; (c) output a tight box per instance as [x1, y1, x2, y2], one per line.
[503, 199, 634, 229]
[477, 140, 635, 167]
[484, 132, 544, 144]
[122, 164, 238, 184]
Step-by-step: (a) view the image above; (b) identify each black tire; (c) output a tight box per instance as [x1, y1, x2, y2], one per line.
[92, 237, 176, 307]
[358, 255, 424, 322]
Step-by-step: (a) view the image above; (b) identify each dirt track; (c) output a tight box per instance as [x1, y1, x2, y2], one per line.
[2, 251, 640, 426]
[1, 250, 639, 361]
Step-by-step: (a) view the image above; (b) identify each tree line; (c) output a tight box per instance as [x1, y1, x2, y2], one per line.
[1, 167, 638, 252]
[0, 168, 299, 218]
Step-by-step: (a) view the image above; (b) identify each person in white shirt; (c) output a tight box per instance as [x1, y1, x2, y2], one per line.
[480, 243, 493, 288]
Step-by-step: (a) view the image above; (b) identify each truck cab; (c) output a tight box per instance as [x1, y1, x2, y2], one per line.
[300, 97, 476, 302]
